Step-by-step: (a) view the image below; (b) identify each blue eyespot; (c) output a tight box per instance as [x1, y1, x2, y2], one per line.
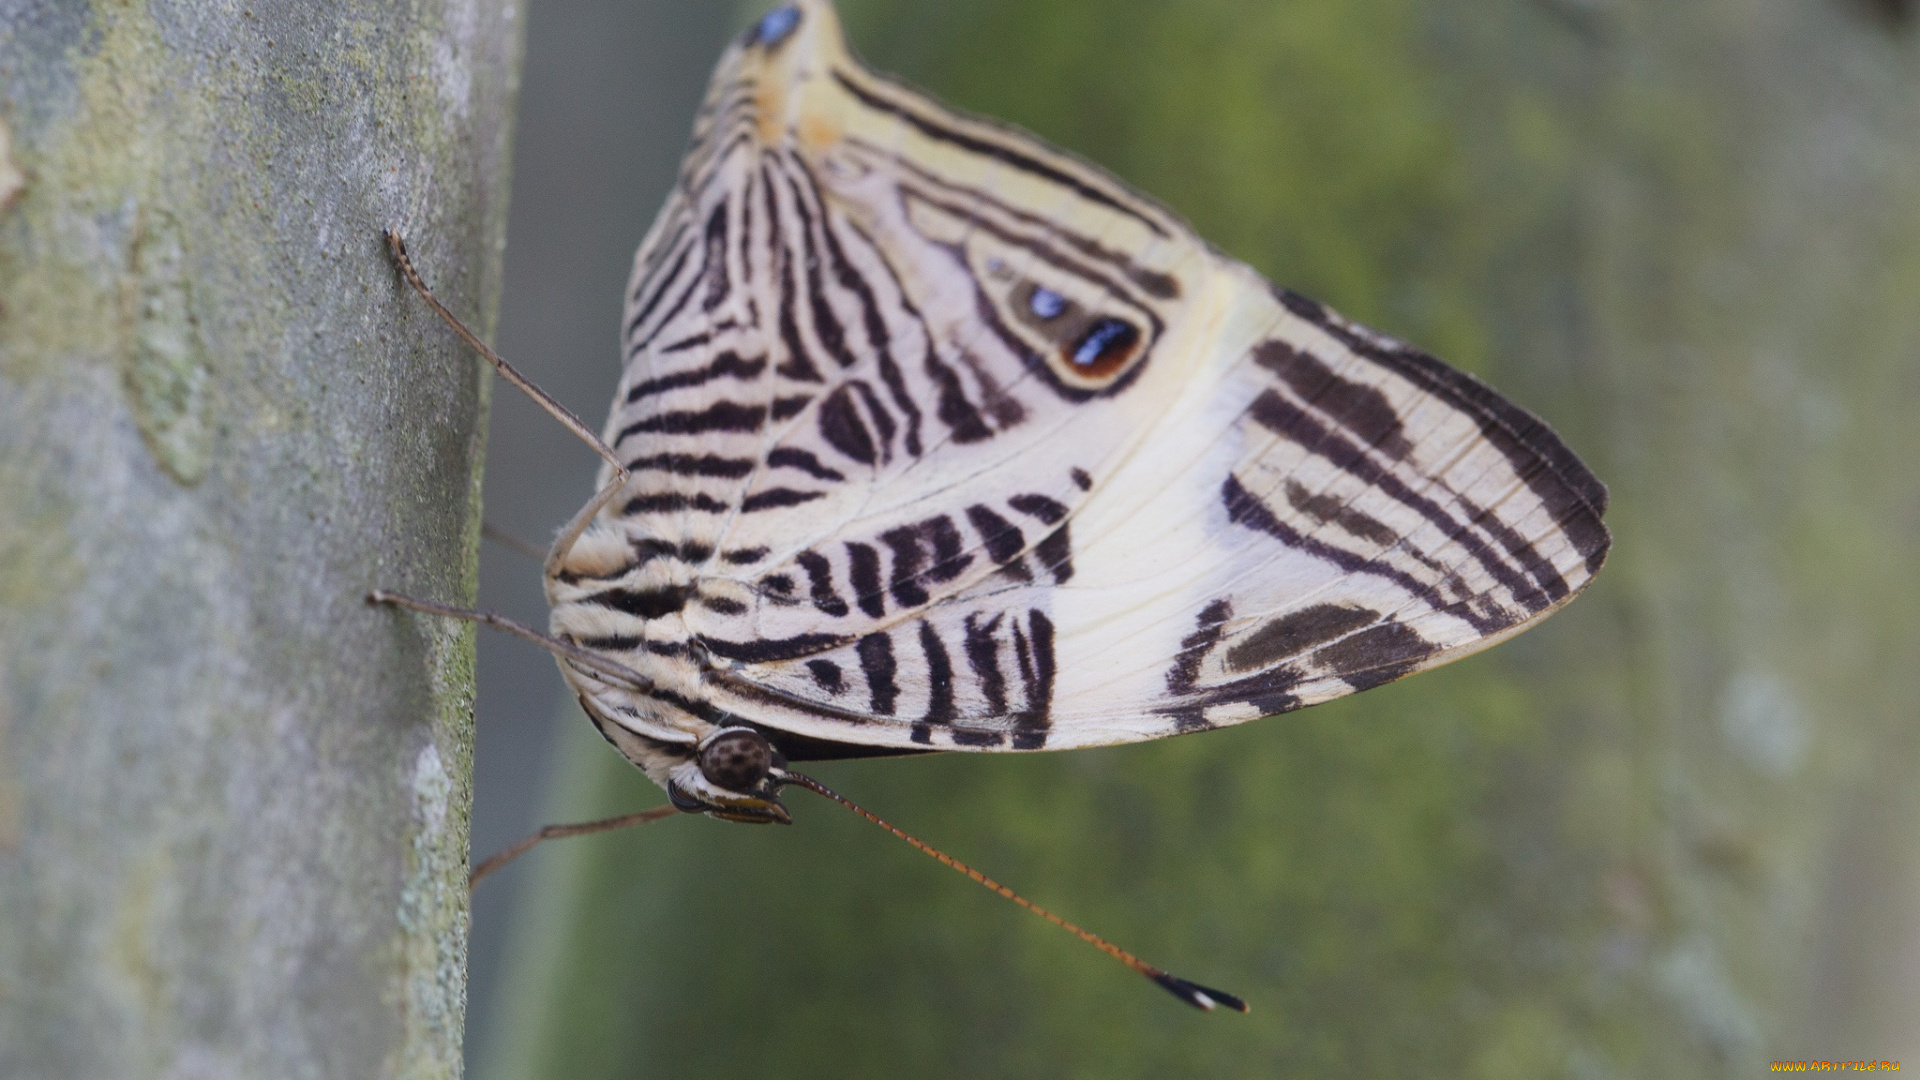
[754, 6, 801, 47]
[1071, 318, 1139, 370]
[1027, 286, 1067, 320]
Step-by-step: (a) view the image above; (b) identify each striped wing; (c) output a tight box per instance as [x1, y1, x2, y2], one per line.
[549, 0, 1608, 757]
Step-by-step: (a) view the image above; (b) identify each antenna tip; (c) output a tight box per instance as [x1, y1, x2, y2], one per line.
[1150, 971, 1249, 1013]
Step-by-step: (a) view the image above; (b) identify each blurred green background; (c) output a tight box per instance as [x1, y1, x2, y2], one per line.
[468, 1, 1920, 1077]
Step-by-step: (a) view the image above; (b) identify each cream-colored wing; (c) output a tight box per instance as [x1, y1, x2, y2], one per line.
[547, 0, 1607, 758]
[698, 255, 1608, 753]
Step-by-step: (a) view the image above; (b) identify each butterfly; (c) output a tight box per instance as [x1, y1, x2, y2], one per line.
[376, 0, 1608, 1012]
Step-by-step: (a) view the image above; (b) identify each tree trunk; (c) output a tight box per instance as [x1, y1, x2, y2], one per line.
[475, 1, 1920, 1077]
[0, 2, 520, 1077]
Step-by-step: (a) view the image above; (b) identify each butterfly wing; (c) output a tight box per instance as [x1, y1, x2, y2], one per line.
[551, 0, 1608, 756]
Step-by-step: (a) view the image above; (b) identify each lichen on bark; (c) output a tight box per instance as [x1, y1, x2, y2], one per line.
[0, 1, 523, 1077]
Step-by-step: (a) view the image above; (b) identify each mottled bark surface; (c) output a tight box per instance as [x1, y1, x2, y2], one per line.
[0, 2, 520, 1077]
[474, 2, 1920, 1078]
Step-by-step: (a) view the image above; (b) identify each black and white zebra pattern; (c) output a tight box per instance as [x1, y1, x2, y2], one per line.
[545, 0, 1608, 765]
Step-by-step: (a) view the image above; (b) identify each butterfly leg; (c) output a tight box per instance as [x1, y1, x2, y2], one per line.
[468, 804, 678, 890]
[382, 229, 633, 579]
[479, 521, 546, 562]
[366, 589, 652, 692]
[537, 468, 633, 581]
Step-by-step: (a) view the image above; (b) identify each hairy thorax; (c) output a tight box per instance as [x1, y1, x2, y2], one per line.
[547, 520, 714, 743]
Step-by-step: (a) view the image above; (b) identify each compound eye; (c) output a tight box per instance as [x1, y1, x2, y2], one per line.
[698, 728, 776, 792]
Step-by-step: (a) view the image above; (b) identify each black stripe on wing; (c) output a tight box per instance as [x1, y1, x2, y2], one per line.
[830, 68, 1172, 240]
[1273, 287, 1610, 576]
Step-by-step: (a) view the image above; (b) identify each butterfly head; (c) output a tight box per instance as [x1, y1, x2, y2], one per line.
[665, 727, 794, 825]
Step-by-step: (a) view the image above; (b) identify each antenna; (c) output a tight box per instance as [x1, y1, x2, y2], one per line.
[779, 770, 1248, 1013]
[460, 762, 1249, 1011]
